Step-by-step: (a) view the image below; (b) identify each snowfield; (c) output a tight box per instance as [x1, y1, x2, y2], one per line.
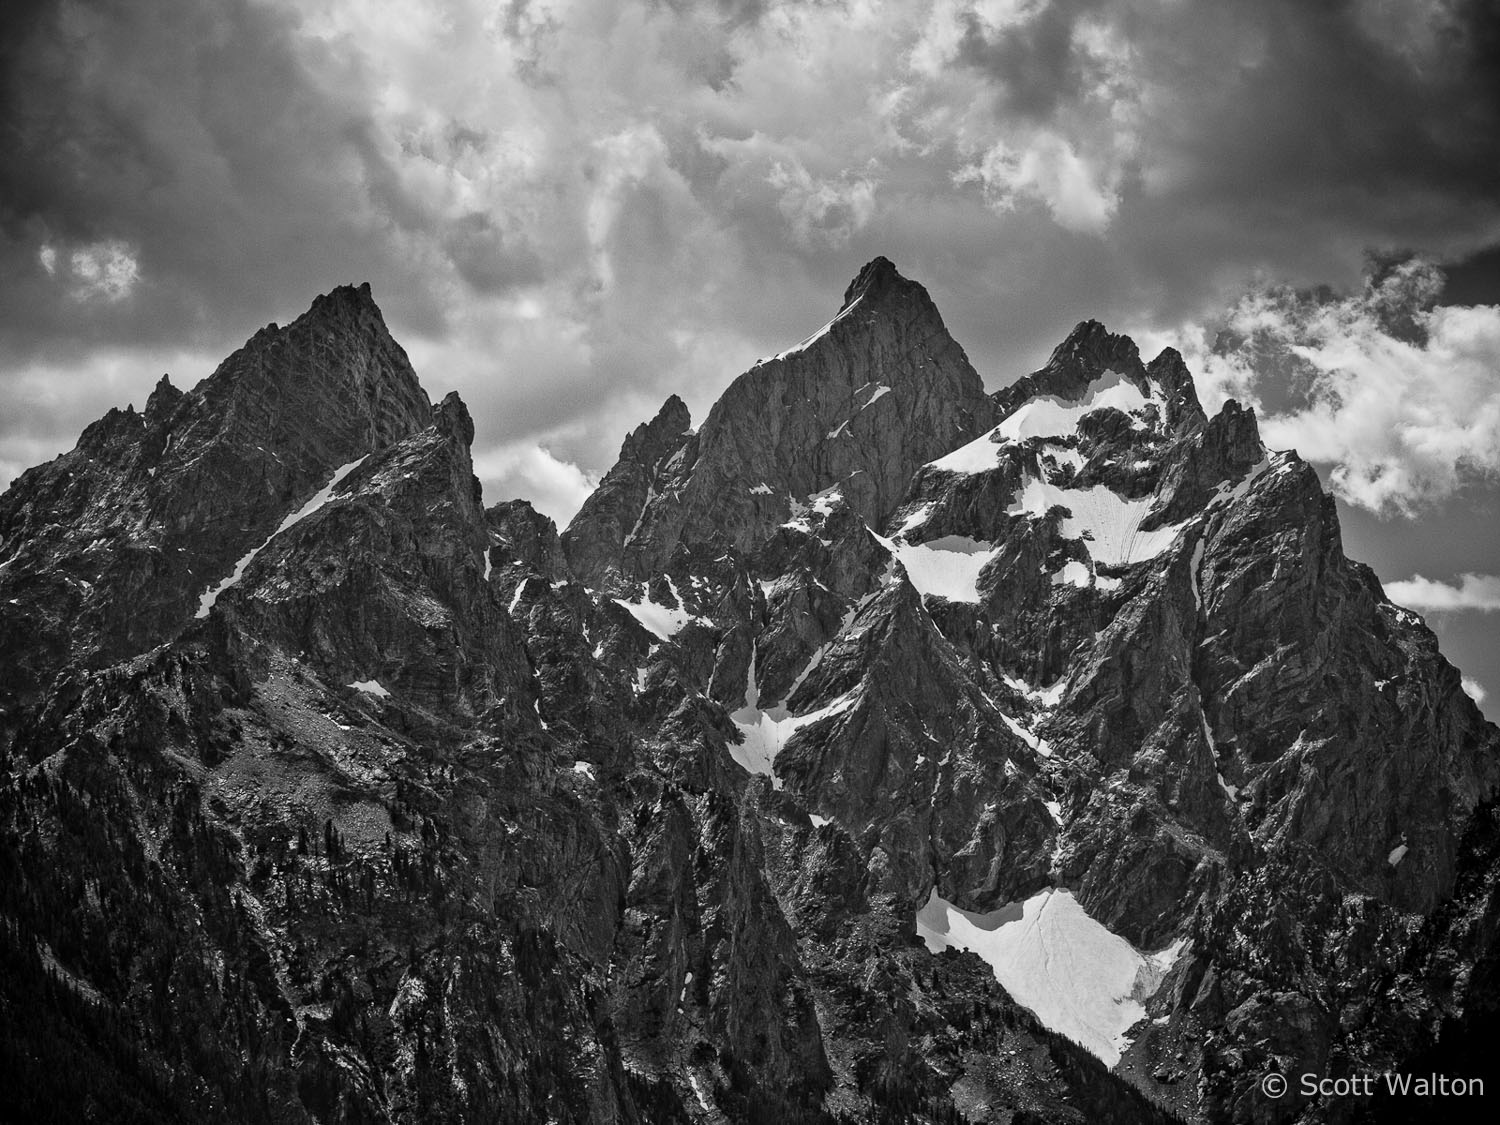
[996, 370, 1156, 442]
[1008, 475, 1182, 567]
[887, 535, 996, 602]
[916, 887, 1185, 1066]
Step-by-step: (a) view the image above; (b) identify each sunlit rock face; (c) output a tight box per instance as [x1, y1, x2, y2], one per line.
[1, 261, 1496, 1125]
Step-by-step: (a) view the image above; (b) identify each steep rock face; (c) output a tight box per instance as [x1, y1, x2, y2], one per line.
[563, 257, 997, 586]
[562, 395, 695, 585]
[0, 283, 433, 731]
[3, 263, 1499, 1125]
[210, 391, 535, 726]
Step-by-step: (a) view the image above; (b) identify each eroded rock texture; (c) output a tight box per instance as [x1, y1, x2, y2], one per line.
[1, 261, 1496, 1125]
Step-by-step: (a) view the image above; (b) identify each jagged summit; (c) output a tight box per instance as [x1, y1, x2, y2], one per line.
[563, 257, 997, 585]
[0, 282, 436, 718]
[621, 393, 692, 461]
[839, 254, 909, 309]
[990, 318, 1206, 445]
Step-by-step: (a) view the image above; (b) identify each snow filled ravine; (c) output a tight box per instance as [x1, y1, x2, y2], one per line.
[728, 652, 856, 786]
[916, 887, 1186, 1066]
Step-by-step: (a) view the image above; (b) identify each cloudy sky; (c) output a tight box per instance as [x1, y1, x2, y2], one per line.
[3, 0, 1498, 710]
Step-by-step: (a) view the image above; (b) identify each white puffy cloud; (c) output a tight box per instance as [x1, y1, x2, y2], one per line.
[472, 440, 599, 525]
[1385, 573, 1500, 614]
[1166, 260, 1500, 514]
[957, 131, 1119, 233]
[1462, 676, 1488, 706]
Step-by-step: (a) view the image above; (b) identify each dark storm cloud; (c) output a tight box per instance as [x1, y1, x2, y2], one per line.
[1, 0, 422, 359]
[954, 0, 1105, 122]
[0, 0, 567, 370]
[1111, 0, 1500, 287]
[5, 0, 1500, 527]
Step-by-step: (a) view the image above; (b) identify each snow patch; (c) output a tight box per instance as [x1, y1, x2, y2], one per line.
[916, 888, 1184, 1066]
[896, 503, 934, 534]
[509, 577, 530, 614]
[808, 813, 829, 828]
[928, 432, 1004, 475]
[728, 650, 857, 786]
[1052, 559, 1091, 588]
[348, 679, 390, 698]
[196, 457, 367, 618]
[572, 761, 595, 780]
[750, 482, 773, 495]
[1211, 455, 1271, 508]
[688, 1072, 712, 1113]
[1008, 476, 1182, 567]
[886, 535, 996, 603]
[613, 582, 705, 641]
[997, 370, 1156, 442]
[826, 419, 850, 440]
[860, 383, 892, 409]
[1001, 712, 1051, 757]
[1388, 843, 1409, 867]
[762, 294, 865, 362]
[622, 484, 655, 548]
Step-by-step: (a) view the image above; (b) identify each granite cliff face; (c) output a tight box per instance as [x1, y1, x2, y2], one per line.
[562, 257, 997, 587]
[2, 263, 1497, 1125]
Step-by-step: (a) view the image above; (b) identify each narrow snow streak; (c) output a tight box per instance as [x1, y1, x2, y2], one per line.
[916, 888, 1184, 1066]
[1189, 538, 1205, 610]
[613, 577, 704, 640]
[196, 457, 368, 618]
[622, 484, 655, 547]
[764, 294, 865, 362]
[509, 577, 530, 615]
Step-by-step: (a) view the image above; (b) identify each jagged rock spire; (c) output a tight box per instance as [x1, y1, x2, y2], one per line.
[563, 257, 997, 585]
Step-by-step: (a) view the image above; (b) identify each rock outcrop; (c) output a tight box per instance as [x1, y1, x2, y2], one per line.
[562, 257, 997, 587]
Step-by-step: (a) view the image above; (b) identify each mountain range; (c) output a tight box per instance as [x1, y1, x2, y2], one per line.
[1, 259, 1496, 1124]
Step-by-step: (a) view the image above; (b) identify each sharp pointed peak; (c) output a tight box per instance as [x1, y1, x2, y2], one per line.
[618, 394, 694, 464]
[841, 255, 923, 310]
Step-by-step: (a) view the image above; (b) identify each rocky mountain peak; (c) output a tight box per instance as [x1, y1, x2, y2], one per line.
[143, 372, 183, 425]
[0, 283, 436, 722]
[5, 264, 1499, 1125]
[991, 319, 1206, 440]
[563, 257, 997, 586]
[619, 392, 692, 464]
[434, 389, 476, 447]
[839, 254, 905, 309]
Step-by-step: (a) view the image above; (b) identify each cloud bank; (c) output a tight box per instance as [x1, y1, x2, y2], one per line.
[1386, 573, 1500, 613]
[3, 0, 1500, 522]
[1165, 258, 1500, 515]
